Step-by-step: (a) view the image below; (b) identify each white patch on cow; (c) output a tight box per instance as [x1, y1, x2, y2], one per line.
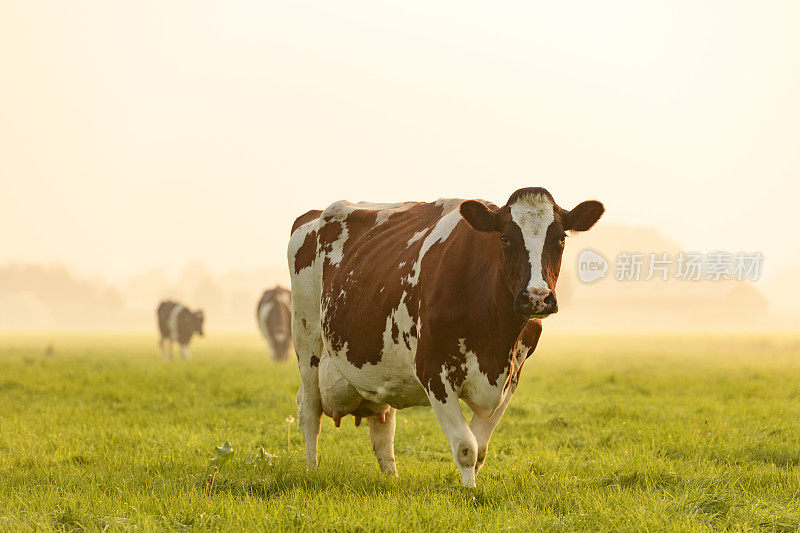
[287, 218, 319, 274]
[318, 292, 426, 411]
[327, 222, 349, 267]
[373, 202, 417, 226]
[288, 215, 323, 369]
[328, 325, 426, 410]
[507, 340, 531, 391]
[258, 301, 276, 354]
[458, 338, 508, 419]
[258, 302, 274, 330]
[514, 341, 530, 366]
[429, 366, 478, 487]
[509, 193, 555, 294]
[326, 200, 418, 227]
[434, 198, 463, 210]
[405, 207, 462, 286]
[318, 356, 363, 415]
[381, 296, 418, 354]
[407, 229, 427, 246]
[167, 304, 184, 341]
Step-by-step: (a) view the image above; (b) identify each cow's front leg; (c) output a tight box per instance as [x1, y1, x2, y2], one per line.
[471, 320, 540, 475]
[428, 390, 478, 487]
[179, 343, 190, 359]
[469, 384, 517, 475]
[368, 407, 398, 476]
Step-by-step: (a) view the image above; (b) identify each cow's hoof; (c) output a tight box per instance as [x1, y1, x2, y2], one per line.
[460, 470, 476, 488]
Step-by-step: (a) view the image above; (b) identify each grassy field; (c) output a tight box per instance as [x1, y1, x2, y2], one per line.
[1, 331, 800, 531]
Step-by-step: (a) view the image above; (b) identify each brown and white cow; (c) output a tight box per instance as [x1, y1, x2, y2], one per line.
[157, 300, 204, 360]
[288, 187, 603, 486]
[256, 286, 293, 361]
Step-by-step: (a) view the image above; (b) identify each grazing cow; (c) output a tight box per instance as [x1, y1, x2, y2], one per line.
[156, 300, 204, 359]
[288, 187, 603, 486]
[256, 286, 293, 361]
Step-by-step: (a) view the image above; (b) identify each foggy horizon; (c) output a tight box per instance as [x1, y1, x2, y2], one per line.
[3, 220, 798, 331]
[3, 1, 800, 283]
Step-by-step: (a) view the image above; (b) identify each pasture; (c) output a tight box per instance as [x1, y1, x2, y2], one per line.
[1, 332, 799, 531]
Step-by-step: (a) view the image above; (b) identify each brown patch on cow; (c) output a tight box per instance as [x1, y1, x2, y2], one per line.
[291, 209, 323, 234]
[519, 319, 543, 358]
[319, 203, 443, 368]
[317, 220, 343, 258]
[412, 222, 528, 401]
[309, 355, 320, 367]
[294, 230, 317, 274]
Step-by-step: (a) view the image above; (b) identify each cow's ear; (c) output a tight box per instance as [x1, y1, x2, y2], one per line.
[564, 200, 604, 232]
[460, 200, 500, 232]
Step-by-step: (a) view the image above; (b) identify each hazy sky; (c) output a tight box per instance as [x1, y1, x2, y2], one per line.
[2, 1, 799, 281]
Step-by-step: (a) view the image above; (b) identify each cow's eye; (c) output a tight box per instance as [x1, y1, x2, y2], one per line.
[559, 233, 567, 246]
[500, 235, 510, 246]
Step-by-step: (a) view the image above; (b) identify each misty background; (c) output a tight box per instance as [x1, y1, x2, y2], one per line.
[1, 2, 799, 332]
[2, 222, 796, 331]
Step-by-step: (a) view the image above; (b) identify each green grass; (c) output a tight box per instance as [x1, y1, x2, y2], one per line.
[1, 332, 800, 531]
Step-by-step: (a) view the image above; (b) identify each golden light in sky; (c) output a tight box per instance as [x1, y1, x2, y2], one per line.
[2, 1, 798, 286]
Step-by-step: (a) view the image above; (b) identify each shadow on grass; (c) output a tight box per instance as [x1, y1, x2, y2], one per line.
[601, 469, 682, 491]
[205, 458, 516, 510]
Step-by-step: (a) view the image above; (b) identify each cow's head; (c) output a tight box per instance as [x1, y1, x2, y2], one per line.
[460, 187, 604, 319]
[193, 310, 205, 336]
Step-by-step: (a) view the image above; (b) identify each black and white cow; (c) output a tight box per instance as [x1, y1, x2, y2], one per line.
[156, 300, 204, 359]
[256, 286, 293, 361]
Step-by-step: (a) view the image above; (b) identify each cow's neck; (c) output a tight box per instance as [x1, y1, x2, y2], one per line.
[466, 234, 529, 359]
[491, 260, 528, 353]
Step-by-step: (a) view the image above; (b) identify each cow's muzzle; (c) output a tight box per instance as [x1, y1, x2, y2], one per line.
[515, 289, 558, 319]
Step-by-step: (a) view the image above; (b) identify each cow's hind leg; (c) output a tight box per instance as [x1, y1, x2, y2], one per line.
[428, 389, 478, 487]
[368, 407, 398, 476]
[294, 328, 323, 467]
[297, 367, 322, 467]
[161, 338, 174, 360]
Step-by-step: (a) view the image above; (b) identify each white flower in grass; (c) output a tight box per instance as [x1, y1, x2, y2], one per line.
[209, 441, 234, 466]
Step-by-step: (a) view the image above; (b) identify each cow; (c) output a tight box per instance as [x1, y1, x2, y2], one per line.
[288, 187, 604, 486]
[156, 300, 204, 360]
[256, 286, 293, 361]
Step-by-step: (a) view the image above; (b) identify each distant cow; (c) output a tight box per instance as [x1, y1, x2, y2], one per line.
[288, 187, 603, 486]
[156, 300, 204, 359]
[256, 286, 293, 361]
